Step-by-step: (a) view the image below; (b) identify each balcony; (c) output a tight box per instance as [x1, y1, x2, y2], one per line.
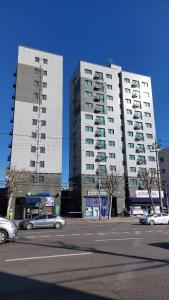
[13, 83, 16, 88]
[12, 95, 15, 100]
[95, 156, 107, 162]
[133, 103, 141, 109]
[135, 135, 144, 141]
[9, 131, 13, 136]
[13, 72, 16, 77]
[96, 168, 107, 175]
[94, 85, 103, 91]
[136, 147, 145, 153]
[8, 143, 12, 149]
[95, 131, 105, 137]
[133, 114, 141, 119]
[132, 93, 138, 98]
[95, 143, 106, 150]
[95, 118, 105, 125]
[134, 124, 143, 130]
[11, 106, 14, 112]
[137, 159, 146, 165]
[94, 107, 105, 114]
[7, 155, 11, 162]
[131, 83, 137, 88]
[94, 95, 100, 102]
[93, 74, 103, 80]
[10, 118, 14, 123]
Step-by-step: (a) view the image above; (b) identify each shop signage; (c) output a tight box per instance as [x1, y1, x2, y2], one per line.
[27, 192, 51, 197]
[135, 190, 164, 198]
[87, 190, 107, 196]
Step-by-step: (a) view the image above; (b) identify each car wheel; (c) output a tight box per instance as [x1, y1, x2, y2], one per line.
[55, 222, 62, 229]
[149, 220, 155, 226]
[25, 223, 33, 230]
[0, 229, 8, 245]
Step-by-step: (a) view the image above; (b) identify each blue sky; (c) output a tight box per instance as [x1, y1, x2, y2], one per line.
[0, 0, 169, 187]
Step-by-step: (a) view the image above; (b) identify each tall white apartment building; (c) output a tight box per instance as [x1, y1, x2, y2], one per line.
[70, 61, 157, 217]
[9, 46, 63, 218]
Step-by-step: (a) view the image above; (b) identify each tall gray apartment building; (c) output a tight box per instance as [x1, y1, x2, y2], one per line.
[9, 46, 63, 219]
[69, 62, 157, 217]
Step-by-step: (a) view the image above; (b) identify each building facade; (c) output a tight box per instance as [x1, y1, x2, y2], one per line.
[69, 61, 158, 217]
[9, 46, 63, 219]
[159, 148, 169, 207]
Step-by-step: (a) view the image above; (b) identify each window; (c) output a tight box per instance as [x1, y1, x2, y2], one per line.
[129, 179, 138, 186]
[107, 84, 112, 90]
[107, 95, 113, 101]
[143, 92, 149, 97]
[128, 131, 133, 137]
[124, 78, 130, 83]
[86, 138, 93, 144]
[85, 69, 92, 75]
[39, 176, 44, 182]
[108, 117, 114, 123]
[87, 177, 95, 184]
[132, 80, 140, 88]
[96, 140, 106, 148]
[160, 157, 164, 163]
[34, 68, 40, 74]
[84, 91, 92, 97]
[125, 88, 130, 93]
[41, 120, 46, 126]
[142, 82, 148, 87]
[85, 114, 93, 120]
[33, 93, 39, 100]
[41, 133, 46, 139]
[42, 107, 46, 113]
[86, 151, 94, 157]
[33, 106, 38, 112]
[42, 94, 47, 100]
[86, 164, 94, 170]
[134, 111, 142, 119]
[129, 155, 135, 160]
[108, 129, 114, 134]
[109, 165, 116, 171]
[30, 160, 35, 167]
[40, 147, 45, 153]
[30, 175, 37, 183]
[106, 74, 112, 79]
[144, 112, 151, 117]
[40, 161, 45, 168]
[128, 143, 134, 148]
[107, 106, 113, 112]
[145, 123, 152, 128]
[148, 156, 155, 161]
[127, 120, 133, 125]
[31, 146, 36, 152]
[85, 126, 93, 132]
[34, 80, 39, 87]
[96, 93, 104, 102]
[109, 141, 115, 146]
[146, 133, 153, 139]
[98, 165, 107, 172]
[95, 104, 105, 113]
[97, 152, 107, 161]
[35, 57, 39, 62]
[85, 80, 92, 86]
[43, 70, 47, 76]
[43, 82, 47, 88]
[147, 145, 154, 151]
[126, 109, 132, 114]
[130, 167, 136, 172]
[32, 132, 37, 139]
[94, 71, 103, 79]
[109, 153, 115, 158]
[43, 58, 48, 64]
[144, 102, 150, 107]
[85, 102, 93, 110]
[32, 119, 37, 125]
[126, 99, 131, 104]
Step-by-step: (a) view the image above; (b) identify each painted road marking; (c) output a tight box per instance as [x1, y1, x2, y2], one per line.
[95, 237, 144, 242]
[5, 252, 92, 262]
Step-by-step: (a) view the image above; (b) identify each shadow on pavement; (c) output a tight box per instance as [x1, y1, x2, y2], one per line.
[0, 272, 118, 300]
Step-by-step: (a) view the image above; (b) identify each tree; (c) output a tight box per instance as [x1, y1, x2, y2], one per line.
[101, 171, 123, 219]
[138, 169, 157, 213]
[6, 168, 27, 218]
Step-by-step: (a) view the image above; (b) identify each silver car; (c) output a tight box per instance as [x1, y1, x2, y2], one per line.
[0, 217, 18, 244]
[19, 214, 65, 230]
[139, 213, 169, 225]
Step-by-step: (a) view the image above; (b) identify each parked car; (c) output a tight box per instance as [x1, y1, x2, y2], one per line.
[139, 213, 169, 225]
[19, 214, 65, 230]
[0, 217, 18, 245]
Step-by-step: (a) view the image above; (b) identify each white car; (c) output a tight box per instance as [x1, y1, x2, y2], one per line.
[0, 217, 17, 244]
[139, 213, 169, 225]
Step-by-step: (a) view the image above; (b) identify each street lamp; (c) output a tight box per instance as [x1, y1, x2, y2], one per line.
[97, 155, 108, 221]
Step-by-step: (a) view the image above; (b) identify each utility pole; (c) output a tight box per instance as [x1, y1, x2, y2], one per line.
[152, 140, 163, 211]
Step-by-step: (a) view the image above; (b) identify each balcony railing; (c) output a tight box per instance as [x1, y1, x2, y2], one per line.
[95, 144, 106, 149]
[133, 114, 141, 119]
[134, 125, 143, 130]
[135, 135, 144, 141]
[95, 131, 105, 137]
[132, 93, 138, 98]
[136, 148, 145, 153]
[94, 96, 100, 102]
[93, 74, 103, 80]
[95, 156, 107, 162]
[137, 159, 146, 165]
[95, 119, 105, 125]
[133, 104, 141, 109]
[94, 107, 105, 114]
[7, 155, 11, 161]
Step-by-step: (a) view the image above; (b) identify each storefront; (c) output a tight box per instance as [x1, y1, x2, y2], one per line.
[129, 190, 164, 216]
[85, 190, 109, 218]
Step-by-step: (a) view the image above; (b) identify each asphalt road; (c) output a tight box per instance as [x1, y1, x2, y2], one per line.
[0, 222, 169, 300]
